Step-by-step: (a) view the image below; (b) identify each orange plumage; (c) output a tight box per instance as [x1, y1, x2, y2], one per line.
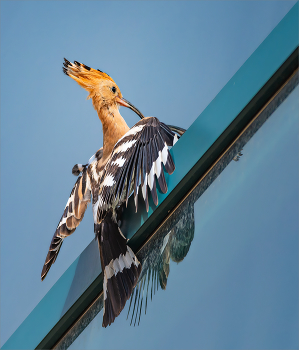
[63, 59, 133, 160]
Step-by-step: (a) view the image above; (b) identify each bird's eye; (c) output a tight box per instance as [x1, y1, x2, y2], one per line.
[111, 86, 116, 93]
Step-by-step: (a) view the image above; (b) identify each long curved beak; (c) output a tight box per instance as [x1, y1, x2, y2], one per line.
[116, 96, 186, 137]
[116, 97, 145, 119]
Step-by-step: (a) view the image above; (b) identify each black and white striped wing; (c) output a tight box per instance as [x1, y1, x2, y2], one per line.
[99, 117, 178, 215]
[41, 169, 91, 280]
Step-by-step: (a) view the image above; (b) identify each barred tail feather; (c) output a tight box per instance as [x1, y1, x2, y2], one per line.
[95, 212, 141, 327]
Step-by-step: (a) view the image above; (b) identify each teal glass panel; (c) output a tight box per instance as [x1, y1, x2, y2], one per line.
[68, 84, 298, 349]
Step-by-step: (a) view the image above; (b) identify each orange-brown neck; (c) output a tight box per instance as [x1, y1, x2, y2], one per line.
[95, 102, 130, 160]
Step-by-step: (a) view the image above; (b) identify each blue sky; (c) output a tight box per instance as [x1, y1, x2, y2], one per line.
[0, 1, 297, 346]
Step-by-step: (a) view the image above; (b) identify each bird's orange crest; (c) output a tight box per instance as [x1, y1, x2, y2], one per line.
[63, 58, 118, 99]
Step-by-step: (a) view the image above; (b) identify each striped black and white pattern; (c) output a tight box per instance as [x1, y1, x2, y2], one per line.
[94, 117, 178, 222]
[42, 117, 179, 327]
[41, 168, 92, 280]
[95, 211, 141, 327]
[41, 148, 105, 280]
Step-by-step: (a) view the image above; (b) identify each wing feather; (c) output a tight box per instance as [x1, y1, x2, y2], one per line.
[98, 117, 178, 215]
[141, 143, 149, 211]
[153, 135, 167, 193]
[133, 141, 143, 210]
[125, 142, 140, 205]
[41, 169, 91, 280]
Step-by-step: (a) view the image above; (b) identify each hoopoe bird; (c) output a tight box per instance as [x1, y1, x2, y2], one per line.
[41, 59, 181, 327]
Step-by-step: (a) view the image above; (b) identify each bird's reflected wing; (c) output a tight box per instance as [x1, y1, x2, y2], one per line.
[99, 117, 178, 215]
[41, 169, 91, 280]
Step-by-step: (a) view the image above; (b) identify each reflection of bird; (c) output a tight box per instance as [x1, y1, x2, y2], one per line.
[127, 202, 195, 325]
[41, 59, 179, 327]
[169, 203, 194, 263]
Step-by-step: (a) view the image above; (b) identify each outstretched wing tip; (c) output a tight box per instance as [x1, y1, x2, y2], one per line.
[41, 263, 51, 281]
[41, 270, 48, 281]
[41, 170, 91, 280]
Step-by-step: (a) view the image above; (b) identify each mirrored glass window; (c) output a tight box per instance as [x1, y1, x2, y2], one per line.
[66, 82, 298, 349]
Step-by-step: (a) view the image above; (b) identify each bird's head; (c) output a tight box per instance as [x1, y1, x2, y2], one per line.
[63, 59, 144, 119]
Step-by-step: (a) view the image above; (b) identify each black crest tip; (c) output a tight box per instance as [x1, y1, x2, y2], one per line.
[83, 64, 91, 71]
[97, 68, 110, 77]
[63, 58, 71, 66]
[62, 67, 69, 76]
